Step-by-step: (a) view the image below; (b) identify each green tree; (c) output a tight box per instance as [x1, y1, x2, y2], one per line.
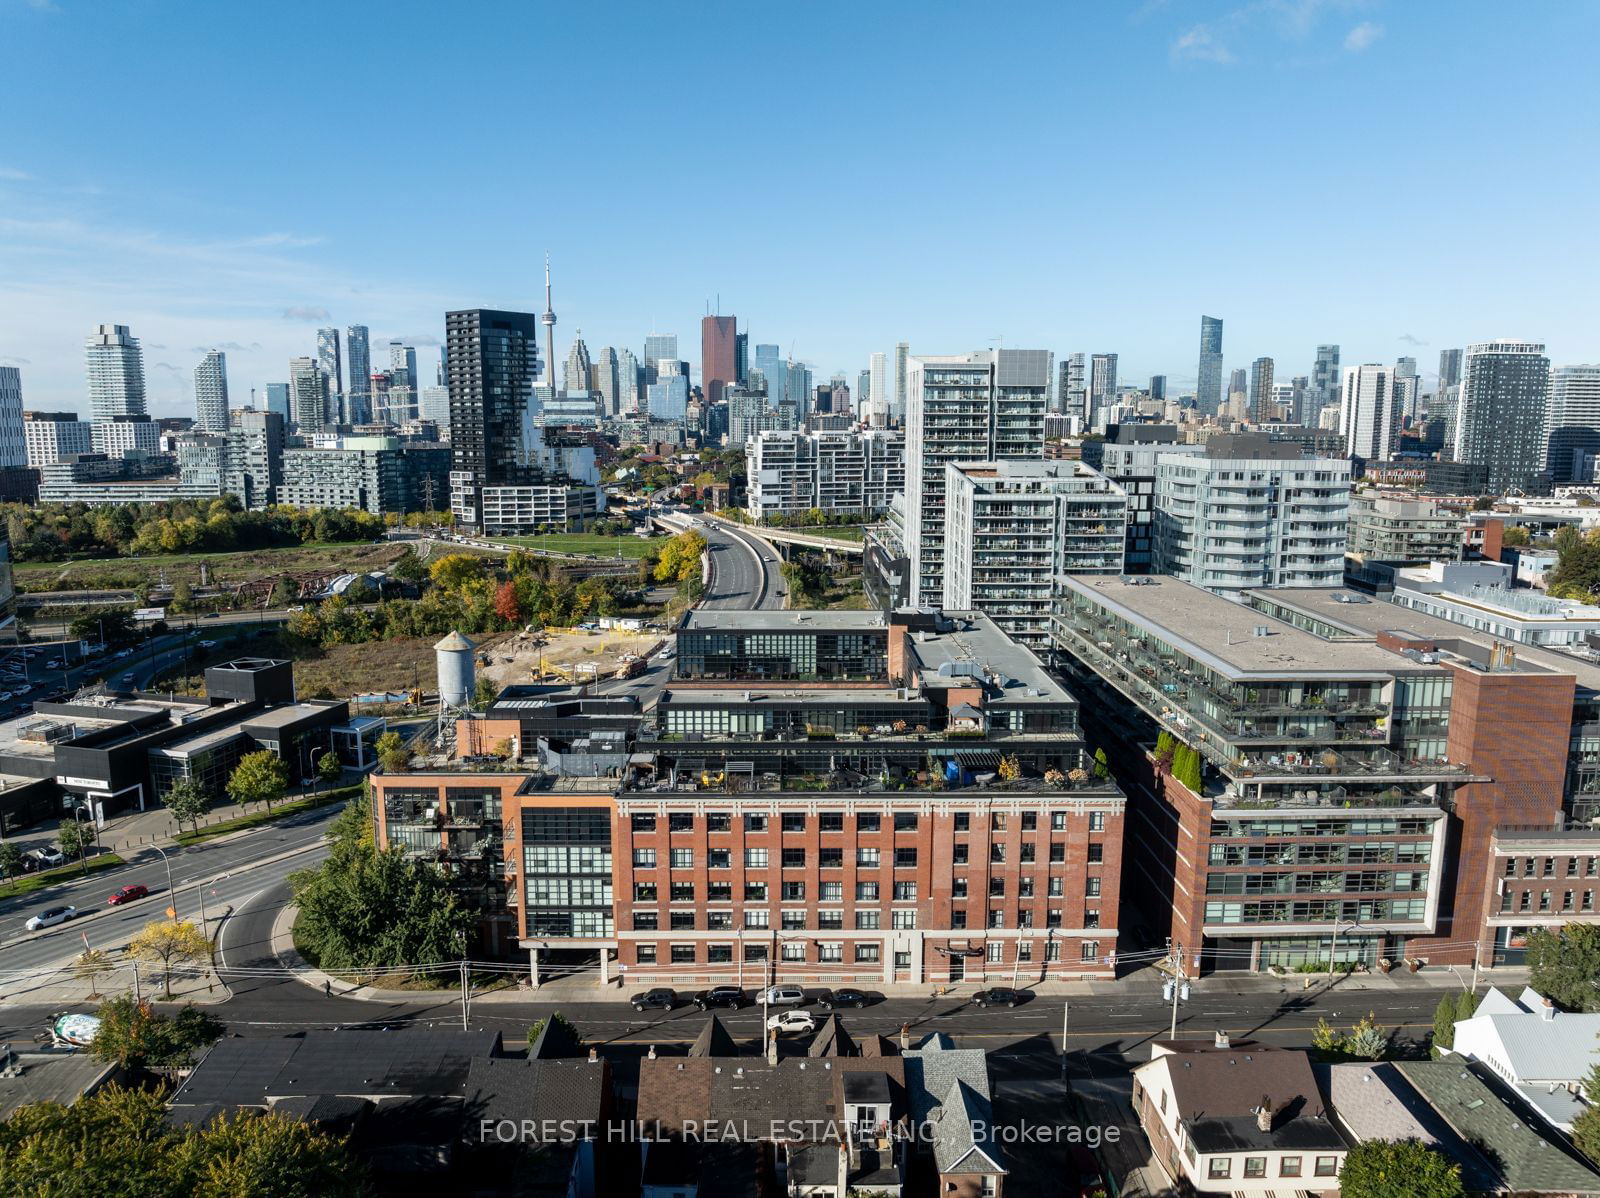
[1574, 1105, 1600, 1165]
[0, 841, 23, 882]
[1311, 1016, 1343, 1055]
[126, 919, 213, 999]
[1526, 923, 1600, 1011]
[1431, 993, 1459, 1058]
[325, 792, 375, 865]
[162, 777, 211, 834]
[56, 818, 88, 863]
[316, 750, 343, 788]
[88, 996, 222, 1069]
[170, 579, 194, 612]
[0, 1084, 365, 1196]
[429, 552, 484, 590]
[291, 843, 473, 972]
[72, 948, 114, 1000]
[270, 574, 299, 607]
[1338, 1138, 1463, 1198]
[1154, 730, 1175, 766]
[390, 549, 426, 583]
[527, 1011, 580, 1048]
[475, 675, 499, 708]
[1344, 1012, 1389, 1060]
[375, 730, 412, 773]
[1092, 747, 1110, 780]
[227, 749, 289, 809]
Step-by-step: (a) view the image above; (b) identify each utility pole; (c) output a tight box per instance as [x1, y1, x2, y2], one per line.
[1471, 940, 1481, 992]
[1166, 943, 1190, 1040]
[460, 960, 470, 1031]
[1060, 1001, 1070, 1079]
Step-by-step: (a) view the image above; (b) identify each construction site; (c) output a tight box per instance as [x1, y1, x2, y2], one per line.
[473, 624, 664, 690]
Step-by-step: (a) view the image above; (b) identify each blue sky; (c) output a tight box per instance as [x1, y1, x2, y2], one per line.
[2, 0, 1597, 416]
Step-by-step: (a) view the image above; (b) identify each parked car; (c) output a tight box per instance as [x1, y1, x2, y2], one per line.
[766, 1010, 817, 1035]
[25, 905, 76, 931]
[631, 988, 678, 1012]
[107, 884, 149, 905]
[1070, 1145, 1108, 1198]
[972, 987, 1029, 1008]
[25, 847, 65, 869]
[203, 613, 220, 619]
[693, 986, 746, 1011]
[761, 984, 807, 1006]
[199, 640, 217, 649]
[818, 988, 876, 1010]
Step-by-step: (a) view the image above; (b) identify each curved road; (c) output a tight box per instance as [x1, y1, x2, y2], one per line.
[697, 519, 786, 611]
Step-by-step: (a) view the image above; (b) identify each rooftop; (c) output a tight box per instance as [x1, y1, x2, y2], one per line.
[240, 701, 346, 731]
[903, 610, 1073, 704]
[681, 610, 887, 633]
[1143, 1045, 1345, 1154]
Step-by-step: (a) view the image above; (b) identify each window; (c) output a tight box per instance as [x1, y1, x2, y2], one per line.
[894, 881, 917, 901]
[1087, 843, 1103, 864]
[1081, 941, 1099, 962]
[670, 944, 696, 964]
[894, 812, 918, 832]
[953, 844, 969, 865]
[745, 848, 769, 868]
[1050, 843, 1065, 864]
[819, 942, 843, 962]
[1314, 1157, 1338, 1177]
[744, 910, 769, 929]
[858, 847, 881, 867]
[1020, 844, 1035, 864]
[895, 847, 918, 868]
[670, 848, 693, 869]
[1047, 910, 1062, 928]
[1504, 857, 1517, 878]
[782, 848, 806, 868]
[820, 848, 844, 868]
[744, 943, 767, 962]
[634, 883, 657, 901]
[855, 944, 880, 963]
[1540, 889, 1553, 912]
[781, 909, 806, 930]
[781, 813, 806, 833]
[1021, 812, 1037, 831]
[989, 878, 1007, 897]
[1049, 877, 1064, 897]
[1244, 1158, 1266, 1178]
[988, 910, 1005, 929]
[1019, 878, 1034, 899]
[818, 910, 844, 929]
[633, 849, 656, 868]
[954, 812, 970, 832]
[700, 845, 731, 869]
[633, 912, 658, 930]
[783, 881, 806, 901]
[781, 941, 806, 961]
[858, 813, 881, 832]
[670, 883, 695, 902]
[1051, 812, 1066, 831]
[707, 911, 733, 929]
[1089, 812, 1105, 832]
[991, 813, 1007, 832]
[1086, 878, 1101, 898]
[631, 813, 656, 832]
[820, 813, 844, 832]
[707, 812, 732, 832]
[1280, 1157, 1301, 1178]
[856, 910, 881, 930]
[745, 814, 767, 833]
[986, 941, 1004, 962]
[892, 909, 917, 929]
[669, 813, 694, 832]
[953, 878, 968, 898]
[670, 911, 695, 930]
[857, 882, 880, 901]
[951, 910, 967, 929]
[990, 845, 1006, 864]
[820, 881, 843, 902]
[636, 944, 657, 964]
[707, 944, 733, 963]
[1085, 911, 1100, 929]
[1208, 1159, 1231, 1180]
[708, 882, 732, 902]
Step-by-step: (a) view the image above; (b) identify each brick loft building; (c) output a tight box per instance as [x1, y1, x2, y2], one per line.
[1052, 575, 1600, 973]
[373, 608, 1124, 987]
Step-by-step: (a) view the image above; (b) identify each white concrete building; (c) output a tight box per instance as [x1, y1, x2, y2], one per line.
[942, 459, 1126, 648]
[1339, 363, 1401, 461]
[22, 410, 92, 466]
[904, 349, 1051, 607]
[1389, 559, 1600, 648]
[193, 350, 230, 432]
[84, 324, 147, 421]
[1151, 433, 1351, 594]
[90, 417, 160, 459]
[744, 428, 904, 520]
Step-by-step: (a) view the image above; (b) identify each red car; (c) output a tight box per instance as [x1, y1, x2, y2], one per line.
[107, 884, 149, 905]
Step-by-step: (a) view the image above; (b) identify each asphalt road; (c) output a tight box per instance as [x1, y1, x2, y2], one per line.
[697, 520, 786, 611]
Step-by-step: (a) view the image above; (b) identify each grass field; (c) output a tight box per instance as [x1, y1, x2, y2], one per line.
[0, 854, 126, 900]
[14, 541, 411, 593]
[489, 533, 663, 559]
[174, 786, 361, 846]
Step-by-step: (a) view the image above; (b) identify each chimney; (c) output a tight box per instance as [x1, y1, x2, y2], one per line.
[1214, 1030, 1230, 1049]
[588, 1046, 598, 1063]
[647, 1044, 657, 1060]
[1543, 996, 1556, 1021]
[1255, 1097, 1273, 1133]
[836, 1141, 849, 1197]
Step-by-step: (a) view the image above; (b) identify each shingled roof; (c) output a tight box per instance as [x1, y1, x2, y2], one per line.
[689, 1015, 740, 1059]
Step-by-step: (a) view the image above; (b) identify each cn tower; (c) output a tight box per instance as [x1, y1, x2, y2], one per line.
[541, 253, 557, 395]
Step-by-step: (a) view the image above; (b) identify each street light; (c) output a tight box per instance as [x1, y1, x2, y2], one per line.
[148, 844, 176, 919]
[70, 805, 94, 876]
[1328, 918, 1362, 974]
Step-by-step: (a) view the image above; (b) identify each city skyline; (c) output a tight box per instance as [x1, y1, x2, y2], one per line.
[3, 2, 1599, 415]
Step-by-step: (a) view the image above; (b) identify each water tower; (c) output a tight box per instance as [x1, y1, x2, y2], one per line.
[434, 630, 476, 708]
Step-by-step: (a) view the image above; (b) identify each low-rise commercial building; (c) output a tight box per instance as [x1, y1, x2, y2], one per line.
[1388, 560, 1600, 650]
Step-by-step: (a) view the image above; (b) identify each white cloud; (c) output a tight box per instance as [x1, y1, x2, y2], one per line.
[1344, 21, 1383, 51]
[1171, 25, 1236, 63]
[282, 305, 331, 322]
[0, 167, 33, 181]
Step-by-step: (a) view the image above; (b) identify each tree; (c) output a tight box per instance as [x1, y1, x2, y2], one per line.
[375, 730, 412, 773]
[325, 792, 374, 865]
[493, 578, 522, 626]
[997, 755, 1021, 782]
[316, 750, 343, 788]
[1575, 1105, 1600, 1165]
[227, 749, 289, 809]
[291, 843, 473, 973]
[1526, 922, 1600, 1011]
[1154, 730, 1175, 766]
[1431, 993, 1460, 1058]
[161, 777, 211, 834]
[390, 549, 426, 583]
[429, 552, 484, 590]
[56, 818, 88, 863]
[1344, 1012, 1389, 1060]
[1338, 1139, 1463, 1198]
[0, 1084, 365, 1196]
[1092, 747, 1110, 780]
[1501, 525, 1531, 547]
[72, 948, 113, 999]
[270, 574, 299, 607]
[87, 996, 222, 1069]
[126, 919, 213, 999]
[0, 841, 23, 882]
[528, 1011, 580, 1048]
[170, 579, 194, 612]
[1312, 1016, 1343, 1055]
